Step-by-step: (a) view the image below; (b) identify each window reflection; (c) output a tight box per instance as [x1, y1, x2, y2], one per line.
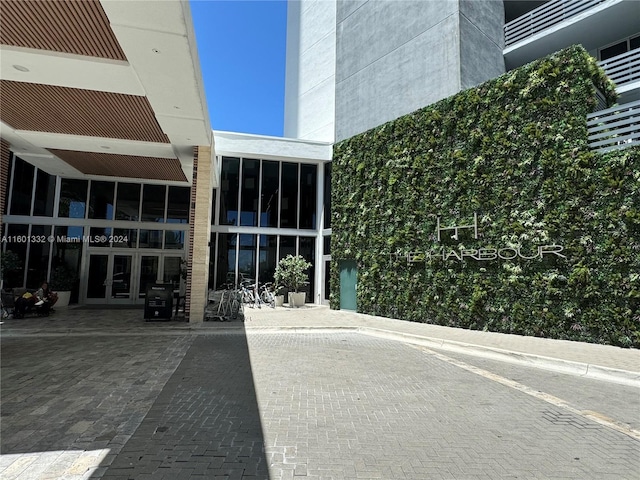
[238, 234, 256, 283]
[259, 235, 278, 283]
[299, 164, 317, 229]
[33, 170, 56, 217]
[299, 237, 315, 303]
[89, 181, 115, 220]
[280, 162, 298, 228]
[139, 229, 163, 249]
[219, 157, 240, 225]
[167, 186, 190, 223]
[260, 161, 279, 227]
[89, 227, 112, 247]
[240, 159, 260, 226]
[9, 157, 34, 215]
[324, 162, 331, 229]
[115, 183, 141, 221]
[26, 225, 52, 288]
[164, 230, 184, 249]
[59, 178, 88, 219]
[112, 228, 137, 248]
[141, 185, 166, 222]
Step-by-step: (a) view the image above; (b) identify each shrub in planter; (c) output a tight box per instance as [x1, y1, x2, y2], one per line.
[50, 264, 79, 307]
[274, 255, 312, 307]
[0, 250, 22, 289]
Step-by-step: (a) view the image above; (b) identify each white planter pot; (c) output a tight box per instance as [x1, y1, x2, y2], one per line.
[288, 292, 306, 308]
[275, 295, 285, 307]
[55, 291, 71, 308]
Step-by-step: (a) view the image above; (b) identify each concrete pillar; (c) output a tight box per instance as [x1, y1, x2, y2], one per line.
[185, 145, 215, 323]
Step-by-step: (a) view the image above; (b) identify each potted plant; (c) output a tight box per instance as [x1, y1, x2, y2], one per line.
[273, 284, 286, 307]
[49, 264, 79, 307]
[274, 254, 312, 307]
[0, 250, 22, 290]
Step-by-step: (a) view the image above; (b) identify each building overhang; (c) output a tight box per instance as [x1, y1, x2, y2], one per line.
[213, 130, 333, 163]
[0, 0, 212, 185]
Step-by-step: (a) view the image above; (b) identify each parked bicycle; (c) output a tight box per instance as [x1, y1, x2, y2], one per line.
[240, 281, 262, 309]
[259, 282, 276, 308]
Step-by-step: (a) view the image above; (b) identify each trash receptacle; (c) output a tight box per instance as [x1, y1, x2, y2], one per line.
[144, 284, 173, 321]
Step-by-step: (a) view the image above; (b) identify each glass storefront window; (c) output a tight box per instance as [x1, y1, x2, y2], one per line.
[299, 237, 316, 303]
[59, 178, 88, 219]
[87, 255, 108, 298]
[26, 225, 52, 288]
[53, 225, 83, 303]
[260, 161, 279, 227]
[115, 182, 141, 221]
[167, 186, 190, 223]
[89, 181, 115, 220]
[216, 233, 238, 288]
[139, 229, 163, 249]
[141, 184, 166, 222]
[238, 234, 257, 283]
[89, 227, 112, 247]
[112, 228, 138, 248]
[138, 256, 159, 298]
[163, 256, 182, 289]
[9, 157, 34, 215]
[299, 164, 317, 229]
[258, 235, 278, 283]
[279, 235, 296, 260]
[240, 158, 260, 226]
[33, 170, 56, 217]
[164, 230, 184, 249]
[219, 157, 240, 225]
[3, 224, 28, 288]
[324, 162, 331, 229]
[280, 162, 298, 228]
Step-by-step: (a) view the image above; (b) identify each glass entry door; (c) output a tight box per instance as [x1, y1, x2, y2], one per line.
[86, 253, 134, 304]
[84, 252, 182, 305]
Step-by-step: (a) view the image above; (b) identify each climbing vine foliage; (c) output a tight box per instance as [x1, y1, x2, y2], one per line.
[331, 46, 639, 347]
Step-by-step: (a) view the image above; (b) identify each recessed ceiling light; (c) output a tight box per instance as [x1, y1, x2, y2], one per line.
[13, 64, 29, 72]
[152, 48, 161, 54]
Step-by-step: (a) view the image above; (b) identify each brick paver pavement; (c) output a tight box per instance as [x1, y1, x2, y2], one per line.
[1, 307, 639, 479]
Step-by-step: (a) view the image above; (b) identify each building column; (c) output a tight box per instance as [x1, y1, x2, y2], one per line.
[0, 140, 10, 237]
[185, 145, 215, 323]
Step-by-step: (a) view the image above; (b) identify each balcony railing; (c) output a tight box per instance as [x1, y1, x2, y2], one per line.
[505, 0, 605, 47]
[599, 48, 640, 88]
[587, 99, 640, 153]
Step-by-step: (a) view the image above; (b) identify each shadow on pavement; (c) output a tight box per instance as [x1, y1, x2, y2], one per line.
[0, 309, 269, 479]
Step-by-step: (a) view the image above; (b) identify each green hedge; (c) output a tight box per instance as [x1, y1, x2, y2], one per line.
[331, 46, 640, 347]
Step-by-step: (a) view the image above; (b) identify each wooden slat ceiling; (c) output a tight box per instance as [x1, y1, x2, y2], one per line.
[1, 81, 170, 143]
[0, 1, 190, 183]
[49, 149, 187, 182]
[0, 0, 126, 60]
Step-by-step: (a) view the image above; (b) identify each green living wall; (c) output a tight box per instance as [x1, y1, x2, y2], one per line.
[331, 46, 640, 347]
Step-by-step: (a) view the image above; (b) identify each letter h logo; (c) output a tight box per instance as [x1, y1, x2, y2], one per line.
[437, 213, 478, 241]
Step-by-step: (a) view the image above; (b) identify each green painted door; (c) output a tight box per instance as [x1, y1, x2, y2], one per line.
[339, 260, 357, 311]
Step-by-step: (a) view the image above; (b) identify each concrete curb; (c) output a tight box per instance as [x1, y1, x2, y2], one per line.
[243, 325, 640, 388]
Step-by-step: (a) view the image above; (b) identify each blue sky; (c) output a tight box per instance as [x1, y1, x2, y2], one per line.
[190, 0, 288, 137]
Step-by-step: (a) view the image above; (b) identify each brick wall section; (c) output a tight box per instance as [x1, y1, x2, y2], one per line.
[184, 148, 197, 319]
[0, 140, 10, 237]
[185, 145, 214, 322]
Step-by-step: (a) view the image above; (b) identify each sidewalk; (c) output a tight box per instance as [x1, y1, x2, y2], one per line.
[240, 304, 640, 387]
